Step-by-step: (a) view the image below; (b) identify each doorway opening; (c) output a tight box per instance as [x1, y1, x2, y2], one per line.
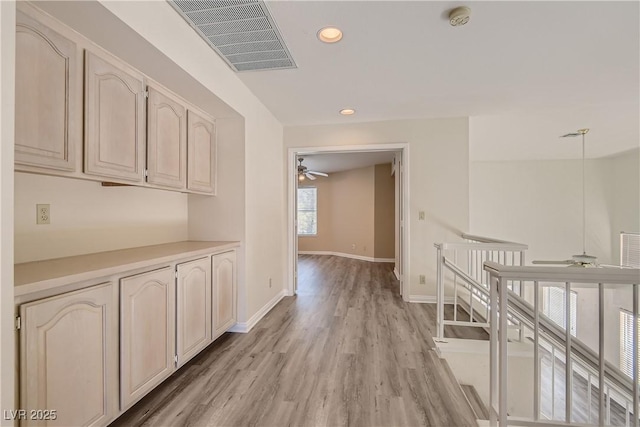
[286, 144, 409, 299]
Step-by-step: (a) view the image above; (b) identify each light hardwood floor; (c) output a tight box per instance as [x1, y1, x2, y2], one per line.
[112, 255, 480, 427]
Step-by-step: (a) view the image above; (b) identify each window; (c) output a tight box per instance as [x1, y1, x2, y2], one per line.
[543, 286, 577, 336]
[620, 309, 639, 380]
[620, 232, 640, 268]
[297, 187, 317, 236]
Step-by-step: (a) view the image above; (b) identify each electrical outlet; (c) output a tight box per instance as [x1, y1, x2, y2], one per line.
[36, 204, 50, 225]
[419, 275, 426, 284]
[351, 243, 356, 250]
[269, 278, 272, 288]
[418, 211, 425, 220]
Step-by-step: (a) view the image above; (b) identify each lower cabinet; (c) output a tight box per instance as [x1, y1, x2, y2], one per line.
[20, 282, 118, 427]
[176, 257, 211, 366]
[119, 267, 175, 409]
[18, 248, 237, 426]
[212, 251, 237, 338]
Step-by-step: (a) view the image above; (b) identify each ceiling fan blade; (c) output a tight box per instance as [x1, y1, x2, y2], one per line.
[308, 171, 328, 177]
[532, 260, 575, 265]
[305, 173, 316, 180]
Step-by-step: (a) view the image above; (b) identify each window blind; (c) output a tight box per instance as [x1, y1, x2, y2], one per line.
[620, 232, 640, 268]
[543, 286, 577, 336]
[297, 187, 317, 235]
[619, 309, 639, 381]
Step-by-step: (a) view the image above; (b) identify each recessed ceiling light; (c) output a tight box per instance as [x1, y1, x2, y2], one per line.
[339, 108, 356, 116]
[318, 27, 343, 43]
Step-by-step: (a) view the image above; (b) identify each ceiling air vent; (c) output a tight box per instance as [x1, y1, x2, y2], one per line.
[169, 0, 297, 72]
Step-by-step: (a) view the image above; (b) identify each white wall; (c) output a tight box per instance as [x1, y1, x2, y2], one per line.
[470, 159, 613, 264]
[15, 174, 188, 263]
[0, 1, 15, 419]
[97, 1, 287, 323]
[442, 342, 535, 419]
[608, 148, 640, 263]
[189, 117, 247, 319]
[285, 117, 470, 299]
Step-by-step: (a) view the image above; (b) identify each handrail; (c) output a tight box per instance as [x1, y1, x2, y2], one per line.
[485, 262, 640, 427]
[443, 256, 490, 298]
[435, 235, 639, 426]
[446, 256, 635, 393]
[436, 241, 529, 252]
[484, 261, 640, 284]
[462, 232, 529, 246]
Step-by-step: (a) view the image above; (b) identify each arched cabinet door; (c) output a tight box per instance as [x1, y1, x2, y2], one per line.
[20, 282, 118, 427]
[15, 10, 79, 171]
[212, 251, 237, 338]
[120, 267, 175, 410]
[146, 85, 187, 189]
[84, 51, 145, 182]
[187, 110, 216, 194]
[176, 257, 212, 366]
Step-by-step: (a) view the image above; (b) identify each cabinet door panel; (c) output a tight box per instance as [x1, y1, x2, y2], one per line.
[15, 11, 78, 171]
[85, 52, 144, 182]
[187, 111, 216, 194]
[120, 267, 175, 409]
[20, 282, 118, 427]
[213, 251, 237, 338]
[147, 86, 186, 189]
[176, 258, 211, 366]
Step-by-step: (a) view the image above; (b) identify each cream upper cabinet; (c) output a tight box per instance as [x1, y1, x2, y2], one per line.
[212, 251, 237, 338]
[176, 258, 212, 366]
[20, 282, 118, 427]
[187, 110, 216, 194]
[84, 51, 145, 182]
[120, 267, 175, 409]
[15, 10, 79, 172]
[146, 85, 187, 189]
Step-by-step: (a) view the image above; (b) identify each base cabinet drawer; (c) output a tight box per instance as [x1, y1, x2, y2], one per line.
[19, 282, 118, 427]
[119, 267, 175, 410]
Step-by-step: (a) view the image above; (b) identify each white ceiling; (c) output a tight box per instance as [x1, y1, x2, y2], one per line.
[236, 1, 639, 159]
[36, 1, 640, 161]
[300, 151, 396, 174]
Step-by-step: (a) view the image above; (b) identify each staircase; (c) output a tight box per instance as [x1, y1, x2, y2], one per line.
[462, 384, 490, 421]
[434, 233, 640, 427]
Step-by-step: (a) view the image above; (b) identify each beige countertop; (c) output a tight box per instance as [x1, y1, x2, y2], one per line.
[15, 241, 240, 297]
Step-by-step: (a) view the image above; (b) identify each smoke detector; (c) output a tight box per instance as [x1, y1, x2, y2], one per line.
[449, 6, 471, 27]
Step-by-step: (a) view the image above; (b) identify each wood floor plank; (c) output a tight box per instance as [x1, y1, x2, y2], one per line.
[112, 255, 479, 427]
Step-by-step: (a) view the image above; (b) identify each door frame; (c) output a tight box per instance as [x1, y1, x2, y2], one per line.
[286, 143, 410, 300]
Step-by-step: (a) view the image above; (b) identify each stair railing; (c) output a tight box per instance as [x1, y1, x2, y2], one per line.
[485, 262, 640, 427]
[434, 233, 528, 339]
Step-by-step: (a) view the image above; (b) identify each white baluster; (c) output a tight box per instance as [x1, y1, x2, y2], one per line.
[566, 282, 573, 423]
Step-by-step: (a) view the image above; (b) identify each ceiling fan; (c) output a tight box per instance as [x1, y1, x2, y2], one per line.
[297, 157, 328, 181]
[532, 128, 600, 268]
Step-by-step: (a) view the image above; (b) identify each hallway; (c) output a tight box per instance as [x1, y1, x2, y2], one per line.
[113, 255, 478, 426]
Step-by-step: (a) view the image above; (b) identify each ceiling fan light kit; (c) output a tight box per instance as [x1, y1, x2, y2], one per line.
[297, 157, 329, 182]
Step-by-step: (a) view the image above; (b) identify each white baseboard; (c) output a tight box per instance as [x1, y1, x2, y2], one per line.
[409, 295, 455, 304]
[298, 251, 394, 263]
[393, 268, 400, 280]
[228, 289, 286, 333]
